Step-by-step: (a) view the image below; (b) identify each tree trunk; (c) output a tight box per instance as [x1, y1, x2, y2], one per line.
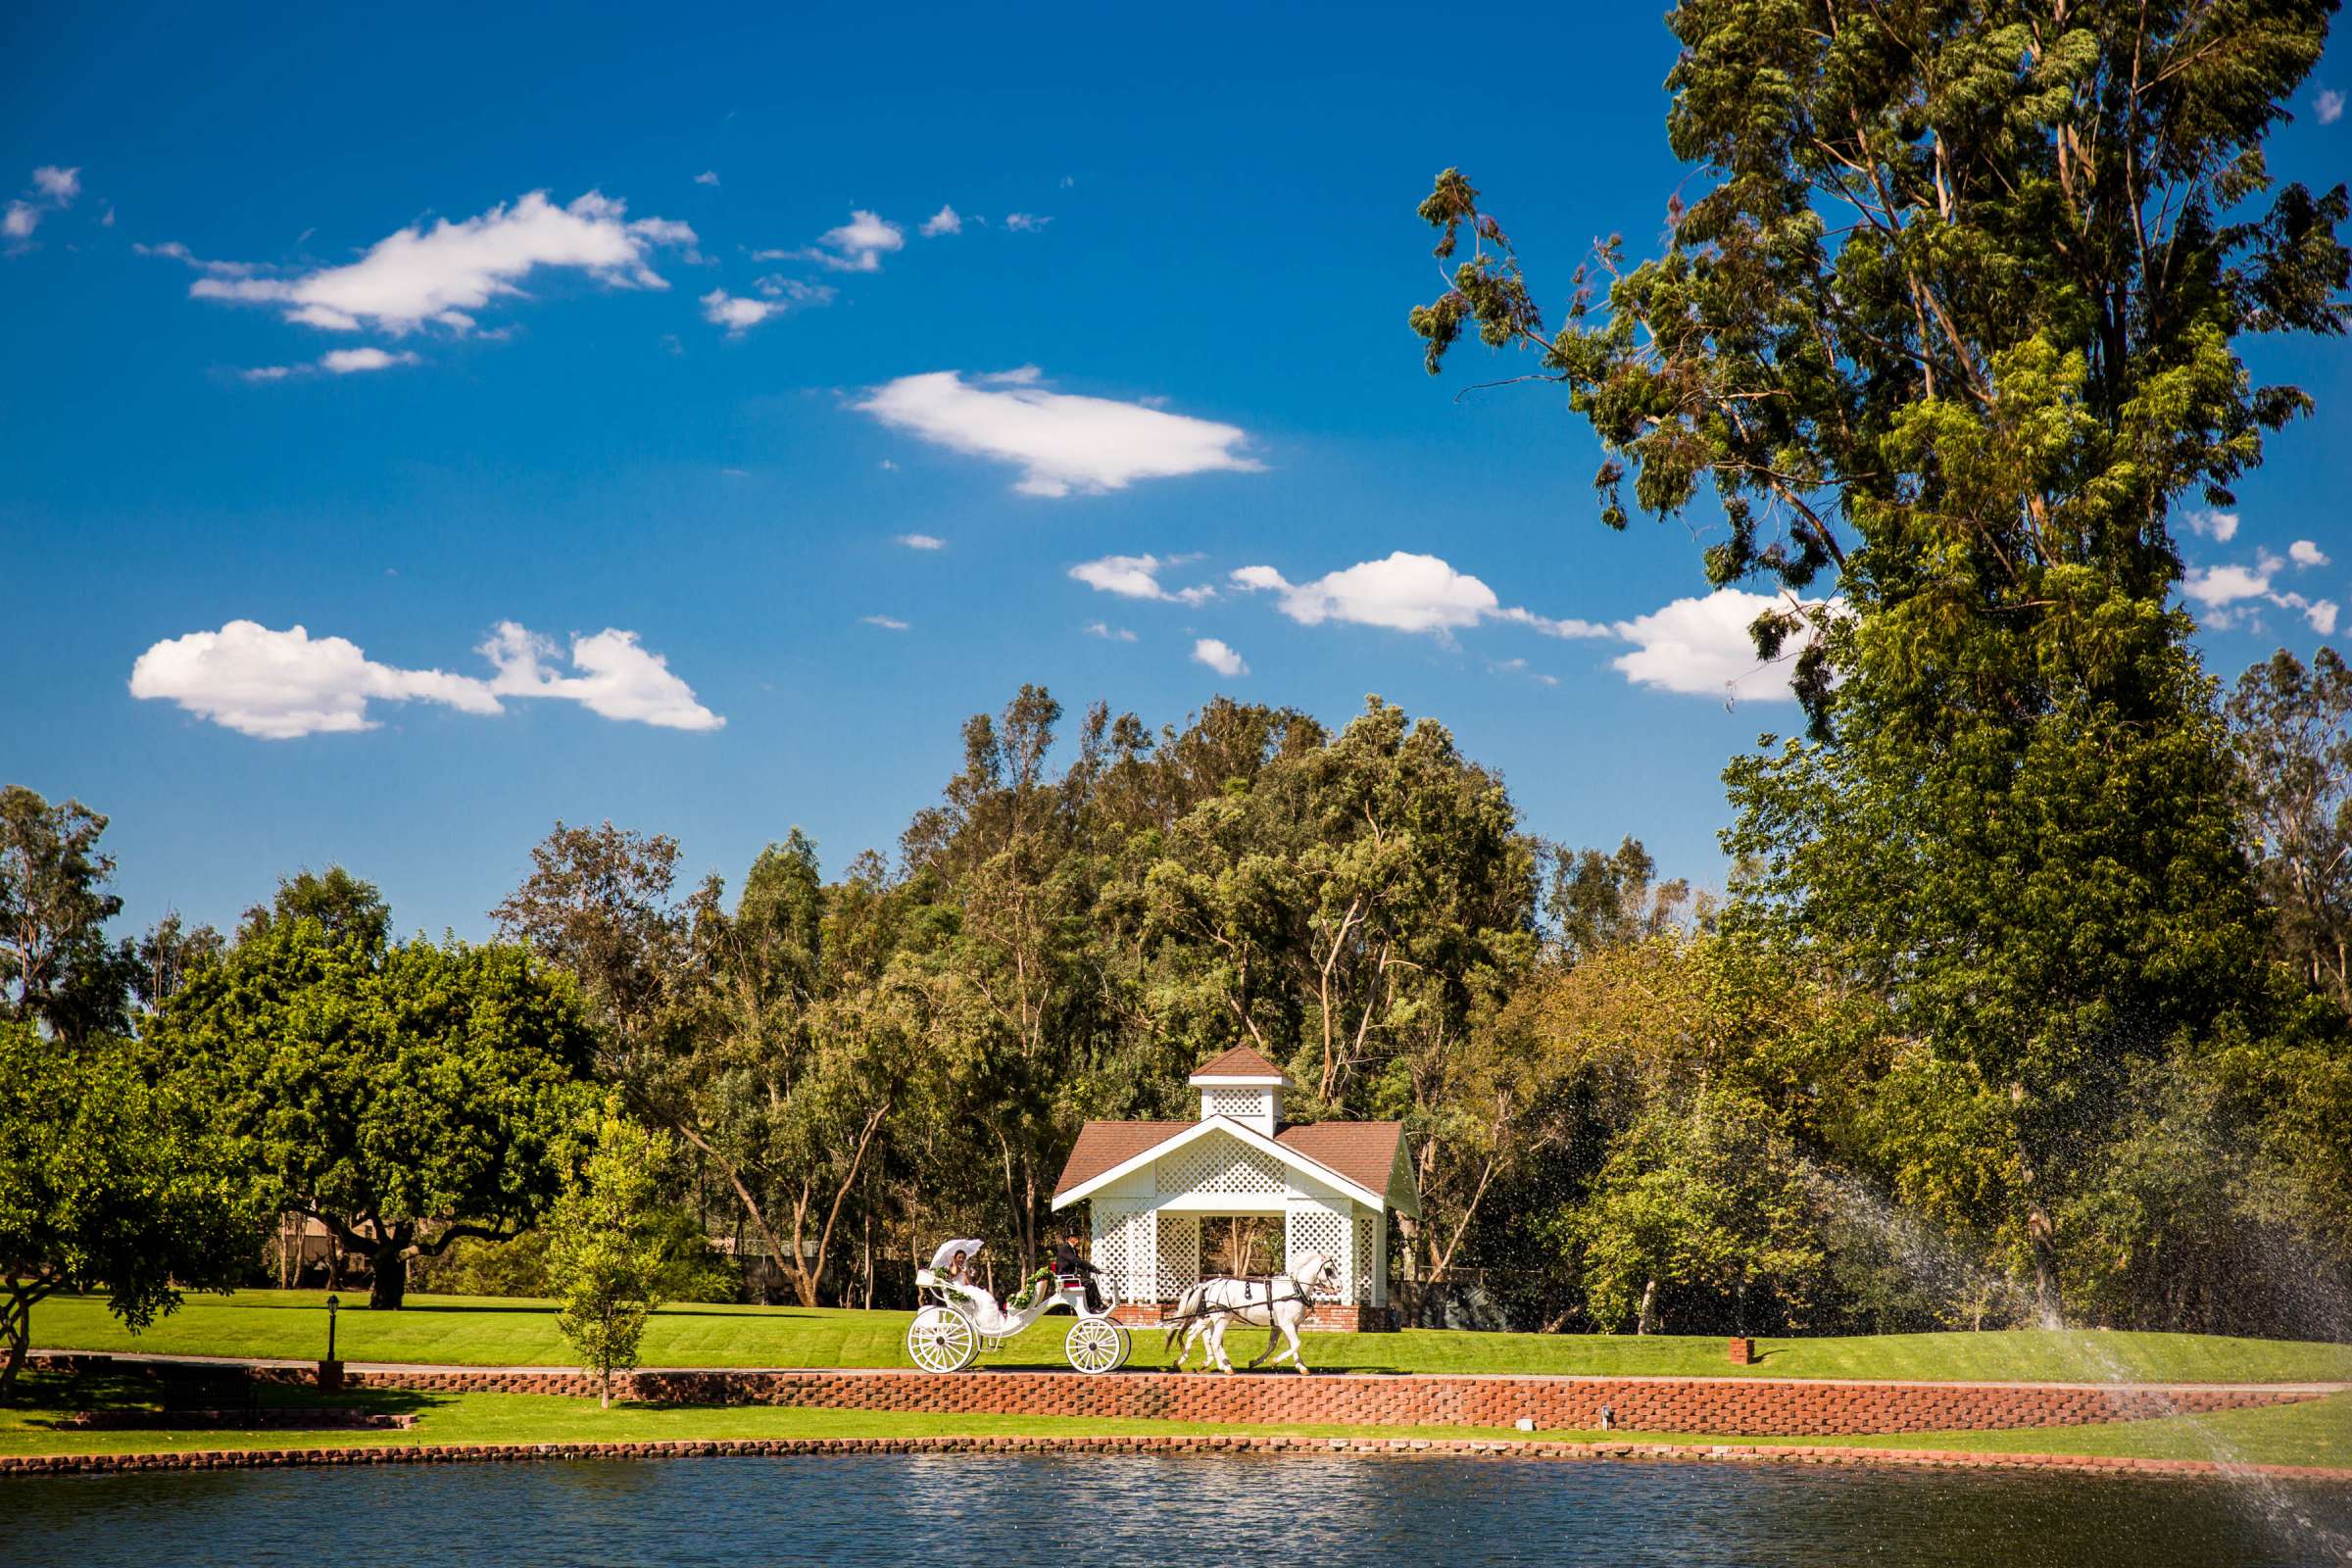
[2026, 1198, 2062, 1328]
[1636, 1277, 1659, 1336]
[0, 1298, 27, 1405]
[369, 1247, 409, 1310]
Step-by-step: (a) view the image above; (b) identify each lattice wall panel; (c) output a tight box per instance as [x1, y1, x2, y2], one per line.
[1155, 1212, 1200, 1300]
[1287, 1206, 1349, 1301]
[1202, 1088, 1264, 1121]
[1352, 1210, 1377, 1305]
[1155, 1132, 1288, 1197]
[1091, 1207, 1157, 1305]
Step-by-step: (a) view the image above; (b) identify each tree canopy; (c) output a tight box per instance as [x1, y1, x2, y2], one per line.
[0, 1022, 259, 1400]
[1407, 0, 2347, 1319]
[153, 917, 598, 1308]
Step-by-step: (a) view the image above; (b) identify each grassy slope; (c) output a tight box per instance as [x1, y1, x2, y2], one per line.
[3, 1379, 2347, 1469]
[30, 1290, 2352, 1384]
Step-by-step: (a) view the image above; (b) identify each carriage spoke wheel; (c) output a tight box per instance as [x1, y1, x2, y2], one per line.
[1065, 1316, 1130, 1375]
[907, 1306, 978, 1373]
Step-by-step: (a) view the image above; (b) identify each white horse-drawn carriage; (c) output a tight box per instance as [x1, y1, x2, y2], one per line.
[906, 1239, 1133, 1374]
[906, 1239, 1343, 1377]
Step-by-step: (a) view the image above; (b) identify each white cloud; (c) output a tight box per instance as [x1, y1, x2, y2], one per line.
[320, 346, 418, 374]
[896, 533, 947, 550]
[2182, 510, 2240, 543]
[186, 190, 695, 334]
[1069, 553, 1215, 605]
[2183, 549, 2346, 633]
[694, 170, 720, 186]
[3, 165, 81, 248]
[860, 614, 910, 631]
[920, 205, 962, 237]
[757, 274, 833, 305]
[130, 619, 723, 739]
[1193, 638, 1247, 676]
[1608, 589, 1814, 702]
[1084, 621, 1137, 642]
[1231, 552, 1608, 639]
[796, 209, 905, 272]
[135, 240, 261, 278]
[701, 289, 782, 332]
[2183, 556, 2278, 609]
[1004, 213, 1052, 232]
[856, 368, 1260, 497]
[478, 622, 723, 729]
[2320, 89, 2346, 125]
[2271, 591, 2340, 634]
[241, 366, 293, 382]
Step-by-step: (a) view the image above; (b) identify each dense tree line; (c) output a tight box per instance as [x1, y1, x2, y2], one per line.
[11, 638, 2352, 1371]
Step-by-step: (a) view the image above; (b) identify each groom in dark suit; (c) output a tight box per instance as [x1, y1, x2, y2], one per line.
[1054, 1223, 1103, 1313]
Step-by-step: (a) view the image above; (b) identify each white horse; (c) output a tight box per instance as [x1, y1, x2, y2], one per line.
[1164, 1252, 1336, 1376]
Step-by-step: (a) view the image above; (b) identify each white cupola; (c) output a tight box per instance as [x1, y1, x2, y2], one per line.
[1189, 1045, 1290, 1137]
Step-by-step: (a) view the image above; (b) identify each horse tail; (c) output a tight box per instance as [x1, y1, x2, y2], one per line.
[1164, 1282, 1205, 1349]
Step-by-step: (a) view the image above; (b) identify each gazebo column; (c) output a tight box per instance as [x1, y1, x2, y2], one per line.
[1285, 1196, 1354, 1318]
[1154, 1211, 1200, 1302]
[1089, 1200, 1155, 1310]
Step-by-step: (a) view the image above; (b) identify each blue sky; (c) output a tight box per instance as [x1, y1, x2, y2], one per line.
[4, 1, 2348, 941]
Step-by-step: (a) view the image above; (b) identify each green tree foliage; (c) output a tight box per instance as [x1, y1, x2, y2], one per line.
[2230, 647, 2352, 1011]
[236, 866, 392, 953]
[0, 1022, 259, 1401]
[1544, 836, 1692, 960]
[547, 1096, 673, 1407]
[1408, 0, 2346, 1319]
[0, 785, 133, 1041]
[154, 916, 598, 1308]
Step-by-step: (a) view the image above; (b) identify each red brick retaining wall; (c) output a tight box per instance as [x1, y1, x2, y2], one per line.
[6, 1433, 2350, 1486]
[33, 1355, 2328, 1438]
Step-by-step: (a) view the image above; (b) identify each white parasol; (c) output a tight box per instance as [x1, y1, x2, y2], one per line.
[930, 1238, 987, 1274]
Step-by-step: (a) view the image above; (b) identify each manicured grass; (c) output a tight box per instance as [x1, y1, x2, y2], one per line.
[29, 1289, 2352, 1384]
[3, 1376, 2347, 1470]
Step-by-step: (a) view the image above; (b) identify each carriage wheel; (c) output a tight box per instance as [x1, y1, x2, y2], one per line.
[907, 1305, 979, 1372]
[1065, 1316, 1130, 1375]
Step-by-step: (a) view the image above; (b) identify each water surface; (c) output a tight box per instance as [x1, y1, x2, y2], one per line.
[7, 1453, 2350, 1566]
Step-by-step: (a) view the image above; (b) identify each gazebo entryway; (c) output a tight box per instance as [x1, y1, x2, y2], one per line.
[1051, 1046, 1419, 1331]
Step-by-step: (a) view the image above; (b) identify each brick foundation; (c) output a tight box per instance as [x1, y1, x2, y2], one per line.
[5, 1433, 2350, 1485]
[28, 1354, 2332, 1438]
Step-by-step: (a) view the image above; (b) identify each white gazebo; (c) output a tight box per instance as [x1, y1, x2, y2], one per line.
[1051, 1046, 1419, 1331]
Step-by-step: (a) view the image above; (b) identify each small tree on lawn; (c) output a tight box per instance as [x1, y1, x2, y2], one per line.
[0, 1022, 258, 1402]
[548, 1097, 673, 1408]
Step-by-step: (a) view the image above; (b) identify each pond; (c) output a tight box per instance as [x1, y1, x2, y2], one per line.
[5, 1453, 2350, 1566]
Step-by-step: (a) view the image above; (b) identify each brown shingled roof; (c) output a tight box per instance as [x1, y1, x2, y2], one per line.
[1188, 1045, 1289, 1082]
[1052, 1121, 1195, 1200]
[1053, 1114, 1413, 1207]
[1277, 1121, 1407, 1201]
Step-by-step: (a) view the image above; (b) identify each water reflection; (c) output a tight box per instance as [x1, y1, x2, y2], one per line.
[6, 1454, 2349, 1566]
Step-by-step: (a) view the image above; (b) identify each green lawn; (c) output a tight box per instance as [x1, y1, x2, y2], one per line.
[3, 1375, 2347, 1469]
[28, 1289, 2352, 1384]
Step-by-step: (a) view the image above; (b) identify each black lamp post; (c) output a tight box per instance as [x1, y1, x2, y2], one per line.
[318, 1294, 343, 1393]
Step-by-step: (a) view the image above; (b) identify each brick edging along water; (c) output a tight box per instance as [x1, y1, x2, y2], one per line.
[5, 1433, 2351, 1486]
[26, 1352, 2342, 1437]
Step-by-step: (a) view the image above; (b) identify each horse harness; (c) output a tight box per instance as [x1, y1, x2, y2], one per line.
[1164, 1273, 1313, 1329]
